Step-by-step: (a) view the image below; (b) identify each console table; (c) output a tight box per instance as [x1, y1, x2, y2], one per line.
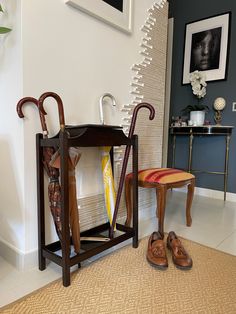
[170, 125, 234, 201]
[36, 124, 138, 287]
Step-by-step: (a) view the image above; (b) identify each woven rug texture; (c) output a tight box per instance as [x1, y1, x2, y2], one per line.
[1, 237, 236, 313]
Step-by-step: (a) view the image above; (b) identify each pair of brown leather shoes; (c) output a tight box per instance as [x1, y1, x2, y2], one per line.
[147, 231, 192, 270]
[167, 231, 193, 269]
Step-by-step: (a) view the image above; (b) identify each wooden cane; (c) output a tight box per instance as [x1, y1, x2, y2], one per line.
[17, 97, 48, 137]
[110, 103, 155, 237]
[16, 96, 63, 242]
[38, 92, 65, 131]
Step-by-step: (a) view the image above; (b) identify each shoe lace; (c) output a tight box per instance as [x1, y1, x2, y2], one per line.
[153, 246, 165, 257]
[177, 246, 187, 257]
[170, 238, 188, 257]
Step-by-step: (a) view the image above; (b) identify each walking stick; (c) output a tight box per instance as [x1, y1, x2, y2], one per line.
[16, 97, 63, 242]
[110, 103, 155, 237]
[17, 97, 48, 137]
[38, 92, 65, 131]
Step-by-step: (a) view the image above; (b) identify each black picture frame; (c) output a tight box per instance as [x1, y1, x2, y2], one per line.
[182, 12, 231, 84]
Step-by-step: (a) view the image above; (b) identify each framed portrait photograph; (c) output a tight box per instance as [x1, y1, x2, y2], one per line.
[182, 12, 231, 84]
[65, 0, 133, 34]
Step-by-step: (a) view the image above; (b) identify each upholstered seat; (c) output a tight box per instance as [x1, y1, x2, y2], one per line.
[125, 168, 195, 236]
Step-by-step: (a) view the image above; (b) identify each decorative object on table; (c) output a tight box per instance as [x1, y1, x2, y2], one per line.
[99, 93, 117, 125]
[189, 70, 207, 99]
[181, 103, 209, 126]
[182, 12, 231, 84]
[190, 111, 205, 126]
[213, 97, 226, 125]
[181, 104, 209, 115]
[171, 116, 187, 127]
[182, 71, 209, 126]
[0, 4, 11, 34]
[64, 0, 133, 34]
[203, 120, 211, 126]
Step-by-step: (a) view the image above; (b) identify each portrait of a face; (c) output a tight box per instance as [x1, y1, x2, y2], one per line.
[190, 27, 222, 72]
[182, 12, 230, 84]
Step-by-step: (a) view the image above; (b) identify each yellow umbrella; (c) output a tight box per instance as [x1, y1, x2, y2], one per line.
[101, 146, 116, 228]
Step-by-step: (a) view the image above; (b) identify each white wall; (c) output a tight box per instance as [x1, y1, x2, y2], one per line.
[0, 0, 163, 266]
[0, 0, 24, 253]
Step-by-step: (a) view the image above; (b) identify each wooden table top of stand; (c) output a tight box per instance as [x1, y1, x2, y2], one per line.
[40, 124, 131, 147]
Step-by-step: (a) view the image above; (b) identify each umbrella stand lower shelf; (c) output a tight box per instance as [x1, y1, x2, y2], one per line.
[36, 124, 138, 287]
[43, 222, 135, 266]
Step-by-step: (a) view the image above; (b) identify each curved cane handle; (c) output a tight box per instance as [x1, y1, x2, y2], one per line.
[110, 102, 155, 236]
[38, 92, 65, 131]
[128, 102, 155, 138]
[16, 97, 48, 136]
[99, 93, 117, 125]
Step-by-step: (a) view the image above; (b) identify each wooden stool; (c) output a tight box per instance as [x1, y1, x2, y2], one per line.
[125, 168, 195, 235]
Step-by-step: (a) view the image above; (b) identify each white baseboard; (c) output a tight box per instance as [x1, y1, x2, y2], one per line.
[175, 186, 236, 202]
[0, 202, 156, 271]
[0, 239, 37, 271]
[2, 187, 235, 271]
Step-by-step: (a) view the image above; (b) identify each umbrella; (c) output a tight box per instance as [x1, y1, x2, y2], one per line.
[49, 147, 81, 253]
[16, 96, 63, 243]
[38, 92, 81, 253]
[99, 93, 117, 228]
[101, 146, 116, 227]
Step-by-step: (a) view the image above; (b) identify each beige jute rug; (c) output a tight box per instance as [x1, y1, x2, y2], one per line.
[1, 236, 236, 314]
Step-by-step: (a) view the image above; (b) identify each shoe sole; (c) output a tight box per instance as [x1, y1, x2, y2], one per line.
[146, 257, 168, 270]
[175, 263, 192, 270]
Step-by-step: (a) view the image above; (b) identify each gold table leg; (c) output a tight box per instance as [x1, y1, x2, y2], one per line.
[224, 134, 231, 201]
[188, 133, 194, 173]
[172, 135, 176, 168]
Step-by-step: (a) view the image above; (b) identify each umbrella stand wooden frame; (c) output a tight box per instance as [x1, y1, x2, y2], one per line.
[36, 123, 138, 286]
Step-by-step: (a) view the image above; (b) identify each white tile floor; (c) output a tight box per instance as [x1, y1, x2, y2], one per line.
[0, 191, 236, 308]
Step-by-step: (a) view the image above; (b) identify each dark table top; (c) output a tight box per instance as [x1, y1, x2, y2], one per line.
[170, 125, 234, 135]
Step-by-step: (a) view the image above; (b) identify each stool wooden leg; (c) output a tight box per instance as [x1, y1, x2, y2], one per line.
[156, 185, 167, 236]
[125, 177, 132, 227]
[186, 178, 195, 227]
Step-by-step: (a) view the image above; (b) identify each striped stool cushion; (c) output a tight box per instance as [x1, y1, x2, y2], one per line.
[127, 168, 194, 184]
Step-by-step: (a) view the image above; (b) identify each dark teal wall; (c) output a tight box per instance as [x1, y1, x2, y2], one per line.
[168, 0, 236, 193]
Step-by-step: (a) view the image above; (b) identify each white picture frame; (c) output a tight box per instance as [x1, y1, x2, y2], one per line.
[65, 0, 133, 34]
[182, 12, 231, 84]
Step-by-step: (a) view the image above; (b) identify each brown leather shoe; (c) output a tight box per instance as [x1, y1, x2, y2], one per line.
[167, 231, 192, 269]
[147, 232, 168, 269]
